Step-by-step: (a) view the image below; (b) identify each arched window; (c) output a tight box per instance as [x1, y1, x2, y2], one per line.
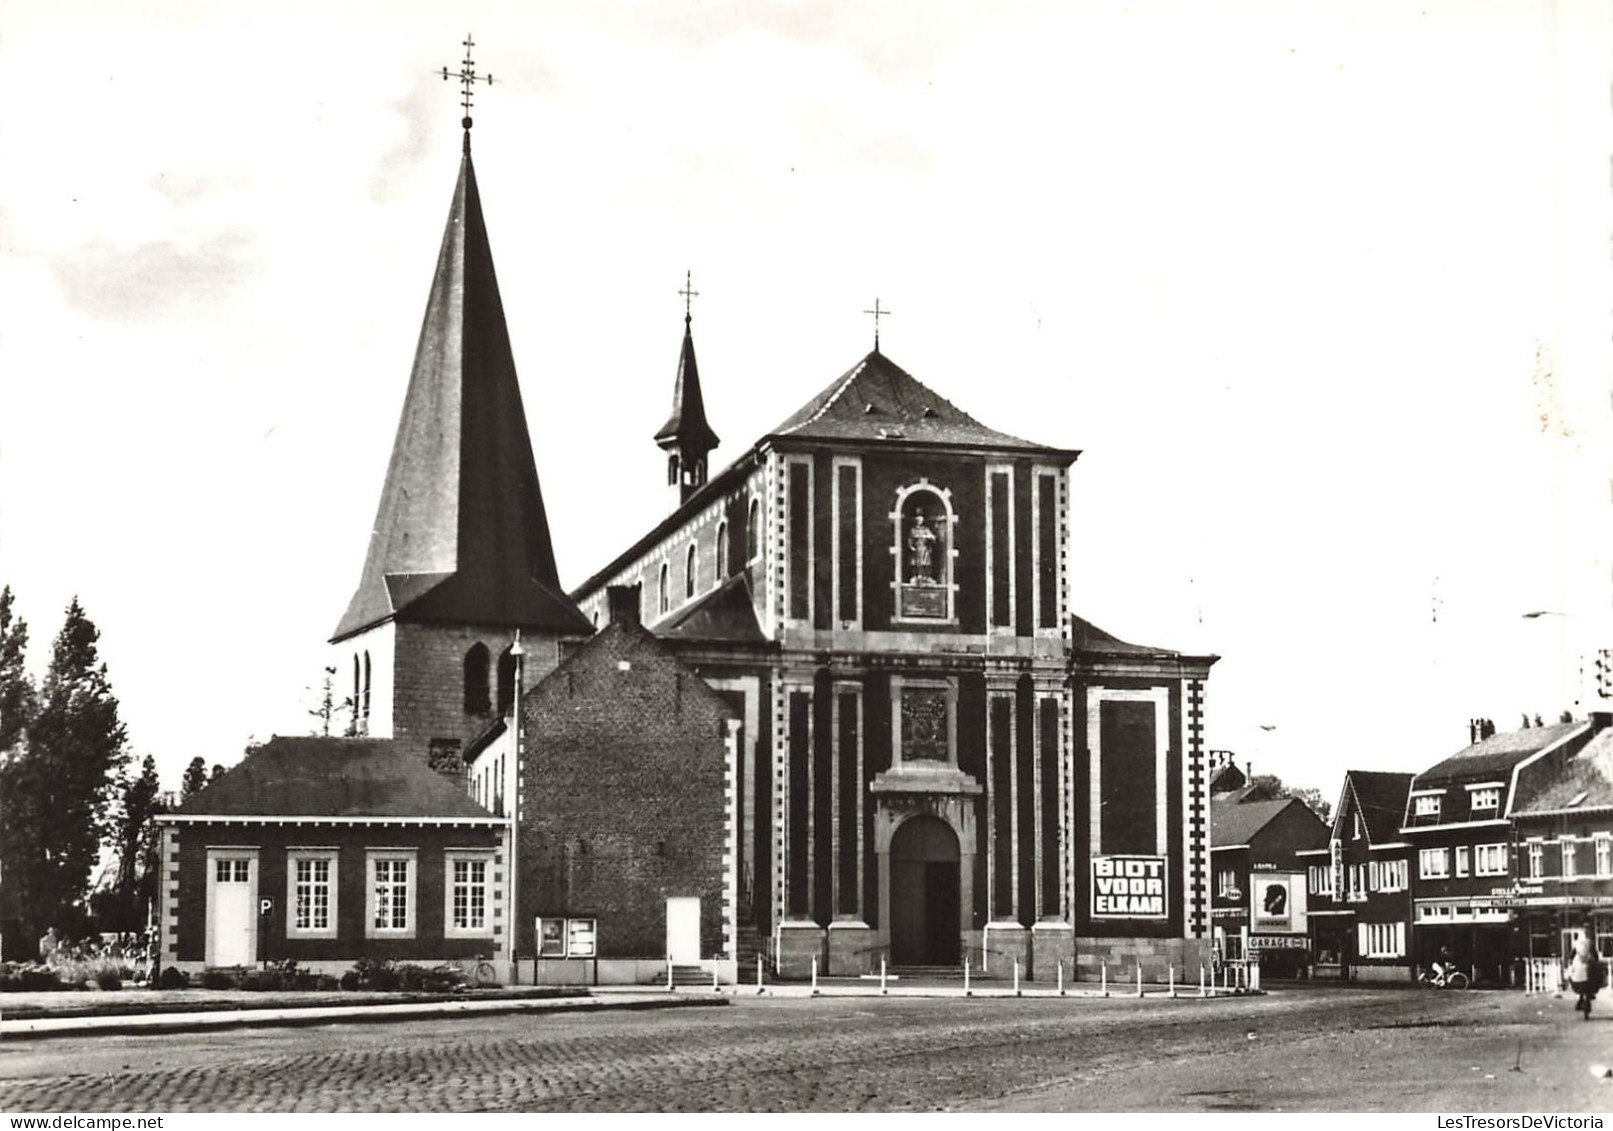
[361, 651, 372, 729]
[685, 543, 698, 599]
[716, 521, 729, 579]
[352, 655, 361, 723]
[658, 562, 670, 615]
[746, 498, 761, 563]
[667, 454, 680, 486]
[463, 643, 491, 715]
[496, 647, 516, 716]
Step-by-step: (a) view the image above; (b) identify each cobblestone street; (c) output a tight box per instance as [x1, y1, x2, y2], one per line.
[1, 986, 1608, 1112]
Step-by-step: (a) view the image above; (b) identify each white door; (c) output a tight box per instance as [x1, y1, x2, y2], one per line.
[666, 897, 701, 963]
[210, 857, 255, 966]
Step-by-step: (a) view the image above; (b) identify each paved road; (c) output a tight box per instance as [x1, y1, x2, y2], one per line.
[1, 986, 1607, 1112]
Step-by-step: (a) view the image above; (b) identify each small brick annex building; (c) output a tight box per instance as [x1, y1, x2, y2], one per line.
[169, 99, 1217, 985]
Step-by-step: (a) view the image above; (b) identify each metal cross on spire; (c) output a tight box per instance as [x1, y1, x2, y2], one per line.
[442, 34, 494, 149]
[679, 270, 699, 325]
[863, 298, 891, 350]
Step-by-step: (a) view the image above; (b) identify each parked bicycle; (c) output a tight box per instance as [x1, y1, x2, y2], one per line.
[1417, 965, 1469, 990]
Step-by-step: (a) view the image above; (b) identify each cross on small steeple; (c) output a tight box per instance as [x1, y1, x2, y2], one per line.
[679, 270, 699, 325]
[442, 34, 494, 146]
[863, 298, 891, 350]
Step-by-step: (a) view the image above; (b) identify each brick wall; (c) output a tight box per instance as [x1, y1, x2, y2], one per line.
[521, 622, 734, 959]
[379, 623, 563, 762]
[169, 822, 507, 965]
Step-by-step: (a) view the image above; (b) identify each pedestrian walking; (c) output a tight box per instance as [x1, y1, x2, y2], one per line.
[37, 926, 59, 965]
[1567, 927, 1605, 1020]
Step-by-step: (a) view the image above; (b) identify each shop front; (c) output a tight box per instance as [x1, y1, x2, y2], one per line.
[1412, 897, 1513, 986]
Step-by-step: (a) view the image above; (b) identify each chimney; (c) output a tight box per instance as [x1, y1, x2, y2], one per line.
[1469, 718, 1479, 746]
[607, 584, 642, 627]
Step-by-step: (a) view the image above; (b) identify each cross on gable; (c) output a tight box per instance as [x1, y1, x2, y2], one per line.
[863, 298, 891, 349]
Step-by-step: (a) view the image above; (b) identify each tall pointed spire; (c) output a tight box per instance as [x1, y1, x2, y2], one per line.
[333, 141, 588, 642]
[654, 271, 720, 507]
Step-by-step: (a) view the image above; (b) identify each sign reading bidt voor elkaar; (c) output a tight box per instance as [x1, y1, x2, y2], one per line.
[1091, 856, 1169, 919]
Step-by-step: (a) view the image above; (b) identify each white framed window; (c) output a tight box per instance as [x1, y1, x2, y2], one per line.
[1414, 794, 1441, 819]
[287, 850, 338, 938]
[1308, 864, 1334, 896]
[1562, 840, 1579, 879]
[1528, 840, 1545, 879]
[1474, 843, 1507, 877]
[367, 850, 417, 938]
[1454, 845, 1470, 877]
[1357, 921, 1405, 958]
[1596, 835, 1612, 878]
[1419, 847, 1450, 879]
[445, 851, 494, 937]
[1367, 861, 1379, 891]
[1378, 859, 1408, 892]
[1469, 787, 1500, 813]
[1216, 867, 1239, 898]
[1347, 863, 1368, 902]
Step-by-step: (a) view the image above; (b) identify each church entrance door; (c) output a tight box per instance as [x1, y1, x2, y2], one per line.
[889, 816, 961, 966]
[666, 897, 701, 964]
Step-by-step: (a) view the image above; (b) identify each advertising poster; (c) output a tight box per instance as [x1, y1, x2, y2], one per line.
[567, 917, 598, 958]
[1091, 855, 1169, 919]
[537, 917, 566, 958]
[1251, 873, 1308, 933]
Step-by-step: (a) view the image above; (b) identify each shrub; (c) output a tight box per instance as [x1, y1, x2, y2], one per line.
[314, 974, 340, 991]
[95, 969, 123, 991]
[395, 963, 468, 993]
[49, 953, 136, 989]
[345, 957, 401, 992]
[200, 967, 243, 990]
[158, 966, 190, 990]
[0, 962, 62, 992]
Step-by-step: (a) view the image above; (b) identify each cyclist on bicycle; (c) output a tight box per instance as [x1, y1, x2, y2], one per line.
[1430, 946, 1454, 986]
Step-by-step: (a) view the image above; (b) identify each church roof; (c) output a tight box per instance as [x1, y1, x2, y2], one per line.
[168, 737, 495, 821]
[1070, 614, 1178, 657]
[654, 316, 719, 454]
[333, 147, 589, 642]
[767, 349, 1077, 457]
[657, 573, 767, 643]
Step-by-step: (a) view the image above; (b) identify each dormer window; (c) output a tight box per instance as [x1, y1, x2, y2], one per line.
[1470, 787, 1500, 813]
[1414, 794, 1441, 819]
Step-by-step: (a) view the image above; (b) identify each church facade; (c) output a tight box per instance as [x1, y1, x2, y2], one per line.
[309, 100, 1216, 982]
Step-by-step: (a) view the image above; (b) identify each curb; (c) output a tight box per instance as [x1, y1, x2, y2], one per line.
[1, 993, 727, 1041]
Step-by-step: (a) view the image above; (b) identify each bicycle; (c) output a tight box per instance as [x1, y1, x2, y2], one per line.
[1417, 965, 1469, 990]
[468, 953, 499, 988]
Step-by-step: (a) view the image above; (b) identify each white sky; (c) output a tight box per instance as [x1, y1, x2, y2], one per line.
[1, 0, 1609, 799]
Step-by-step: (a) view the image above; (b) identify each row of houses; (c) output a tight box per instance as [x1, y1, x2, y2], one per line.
[1210, 712, 1613, 984]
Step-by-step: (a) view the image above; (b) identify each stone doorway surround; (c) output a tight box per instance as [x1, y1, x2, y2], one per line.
[871, 764, 982, 965]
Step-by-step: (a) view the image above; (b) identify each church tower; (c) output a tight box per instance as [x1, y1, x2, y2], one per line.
[330, 71, 590, 765]
[653, 273, 720, 509]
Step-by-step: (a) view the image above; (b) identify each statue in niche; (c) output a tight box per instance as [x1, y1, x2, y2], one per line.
[906, 508, 940, 585]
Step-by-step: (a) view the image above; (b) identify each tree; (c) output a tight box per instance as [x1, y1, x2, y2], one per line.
[0, 586, 35, 753]
[306, 665, 352, 737]
[1246, 774, 1332, 823]
[0, 598, 129, 950]
[181, 756, 208, 799]
[98, 753, 166, 931]
[209, 763, 226, 784]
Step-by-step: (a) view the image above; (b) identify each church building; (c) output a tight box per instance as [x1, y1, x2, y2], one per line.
[281, 55, 1218, 984]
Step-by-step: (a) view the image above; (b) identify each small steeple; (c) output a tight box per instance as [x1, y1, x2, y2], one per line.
[654, 271, 720, 508]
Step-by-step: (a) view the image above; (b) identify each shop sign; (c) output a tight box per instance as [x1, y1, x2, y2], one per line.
[1249, 935, 1308, 950]
[1091, 855, 1168, 919]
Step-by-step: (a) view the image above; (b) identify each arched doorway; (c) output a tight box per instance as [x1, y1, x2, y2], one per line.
[889, 815, 961, 965]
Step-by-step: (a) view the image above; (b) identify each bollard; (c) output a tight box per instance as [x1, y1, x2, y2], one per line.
[1136, 963, 1143, 998]
[756, 955, 765, 994]
[965, 956, 972, 997]
[1200, 964, 1207, 998]
[811, 955, 820, 996]
[713, 964, 720, 993]
[1014, 959, 1022, 997]
[1168, 964, 1176, 998]
[881, 955, 888, 995]
[666, 956, 674, 992]
[1101, 962, 1108, 997]
[1058, 961, 1065, 997]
